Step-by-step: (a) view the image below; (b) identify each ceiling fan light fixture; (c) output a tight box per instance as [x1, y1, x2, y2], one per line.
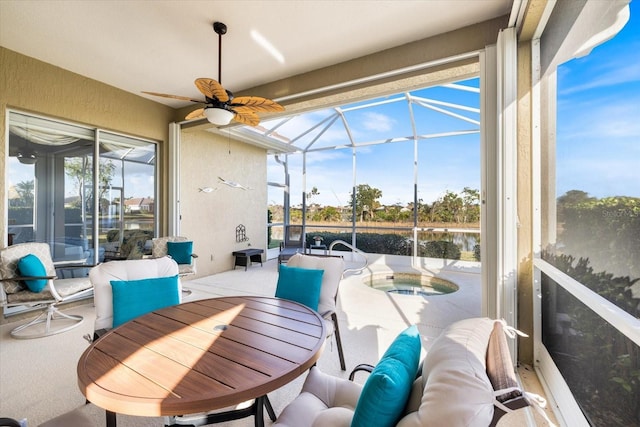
[204, 107, 234, 125]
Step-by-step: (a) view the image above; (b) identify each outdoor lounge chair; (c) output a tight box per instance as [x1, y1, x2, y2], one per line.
[149, 235, 198, 277]
[278, 225, 305, 264]
[0, 242, 93, 339]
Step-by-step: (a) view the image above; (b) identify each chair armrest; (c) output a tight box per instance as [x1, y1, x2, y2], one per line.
[1, 275, 56, 281]
[319, 309, 334, 319]
[53, 262, 97, 269]
[348, 363, 375, 381]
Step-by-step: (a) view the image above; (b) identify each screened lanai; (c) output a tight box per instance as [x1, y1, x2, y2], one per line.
[225, 77, 482, 262]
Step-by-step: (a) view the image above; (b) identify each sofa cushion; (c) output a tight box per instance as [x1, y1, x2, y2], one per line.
[275, 264, 324, 311]
[167, 240, 193, 264]
[351, 325, 422, 427]
[110, 274, 180, 327]
[17, 254, 48, 292]
[397, 317, 496, 427]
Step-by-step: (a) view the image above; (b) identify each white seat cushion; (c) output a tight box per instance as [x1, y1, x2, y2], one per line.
[274, 366, 361, 427]
[90, 256, 180, 330]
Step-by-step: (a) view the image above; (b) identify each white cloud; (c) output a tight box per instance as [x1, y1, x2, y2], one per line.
[360, 112, 395, 132]
[560, 96, 640, 140]
[560, 50, 640, 96]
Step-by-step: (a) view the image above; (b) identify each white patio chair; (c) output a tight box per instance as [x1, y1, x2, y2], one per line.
[280, 253, 346, 370]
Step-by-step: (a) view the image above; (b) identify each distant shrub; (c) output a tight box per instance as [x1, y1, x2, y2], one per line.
[473, 244, 481, 261]
[420, 240, 461, 260]
[307, 232, 462, 260]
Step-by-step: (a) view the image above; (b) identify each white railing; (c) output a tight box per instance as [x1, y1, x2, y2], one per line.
[328, 240, 368, 274]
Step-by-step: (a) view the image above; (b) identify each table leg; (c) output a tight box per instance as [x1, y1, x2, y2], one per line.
[263, 395, 277, 421]
[254, 396, 265, 427]
[106, 410, 117, 427]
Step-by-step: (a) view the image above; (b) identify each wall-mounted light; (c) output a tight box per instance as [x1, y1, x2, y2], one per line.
[17, 152, 37, 165]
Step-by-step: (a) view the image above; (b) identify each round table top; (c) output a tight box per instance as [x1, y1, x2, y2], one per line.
[77, 295, 326, 416]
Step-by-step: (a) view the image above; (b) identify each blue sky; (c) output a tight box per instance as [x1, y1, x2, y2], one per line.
[269, 1, 640, 207]
[556, 0, 640, 199]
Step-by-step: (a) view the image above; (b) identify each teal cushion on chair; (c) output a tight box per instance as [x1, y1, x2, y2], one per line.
[110, 275, 180, 327]
[351, 325, 422, 427]
[275, 265, 324, 311]
[17, 254, 48, 292]
[167, 241, 193, 264]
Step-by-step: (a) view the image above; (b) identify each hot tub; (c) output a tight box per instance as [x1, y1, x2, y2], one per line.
[364, 272, 459, 297]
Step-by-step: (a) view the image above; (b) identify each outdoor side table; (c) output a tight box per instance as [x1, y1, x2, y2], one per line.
[306, 244, 327, 256]
[232, 248, 264, 270]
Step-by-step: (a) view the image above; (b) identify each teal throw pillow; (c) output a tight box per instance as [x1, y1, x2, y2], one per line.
[351, 325, 422, 427]
[167, 241, 193, 264]
[17, 254, 48, 292]
[110, 275, 180, 327]
[275, 265, 324, 311]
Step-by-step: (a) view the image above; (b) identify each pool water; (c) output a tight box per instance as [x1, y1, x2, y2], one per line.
[365, 273, 458, 297]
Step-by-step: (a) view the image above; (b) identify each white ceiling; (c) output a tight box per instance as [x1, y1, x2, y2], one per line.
[0, 0, 512, 109]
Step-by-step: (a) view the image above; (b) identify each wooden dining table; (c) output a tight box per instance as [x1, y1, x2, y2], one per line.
[77, 295, 326, 427]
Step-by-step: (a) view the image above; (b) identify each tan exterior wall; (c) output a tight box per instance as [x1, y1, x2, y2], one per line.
[179, 129, 267, 276]
[0, 47, 268, 277]
[0, 47, 175, 243]
[517, 42, 534, 364]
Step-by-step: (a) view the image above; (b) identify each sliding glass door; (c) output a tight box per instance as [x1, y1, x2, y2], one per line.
[6, 111, 157, 271]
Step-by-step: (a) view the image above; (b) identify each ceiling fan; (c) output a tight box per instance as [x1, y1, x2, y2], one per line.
[143, 22, 284, 126]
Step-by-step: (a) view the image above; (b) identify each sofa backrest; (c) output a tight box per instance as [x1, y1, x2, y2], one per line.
[286, 253, 345, 315]
[397, 318, 525, 427]
[90, 256, 180, 331]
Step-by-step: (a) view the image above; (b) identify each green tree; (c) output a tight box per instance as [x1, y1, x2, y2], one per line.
[14, 180, 34, 207]
[430, 190, 463, 223]
[350, 184, 382, 221]
[66, 157, 116, 212]
[306, 186, 319, 201]
[461, 187, 480, 223]
[312, 206, 342, 221]
[558, 189, 595, 207]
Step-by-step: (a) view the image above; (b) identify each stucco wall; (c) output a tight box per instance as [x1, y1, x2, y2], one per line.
[179, 129, 267, 276]
[1, 47, 267, 277]
[0, 47, 175, 244]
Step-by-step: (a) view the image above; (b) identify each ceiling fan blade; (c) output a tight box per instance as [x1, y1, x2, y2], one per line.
[231, 96, 285, 113]
[185, 108, 206, 120]
[142, 91, 203, 103]
[195, 78, 229, 102]
[232, 110, 260, 127]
